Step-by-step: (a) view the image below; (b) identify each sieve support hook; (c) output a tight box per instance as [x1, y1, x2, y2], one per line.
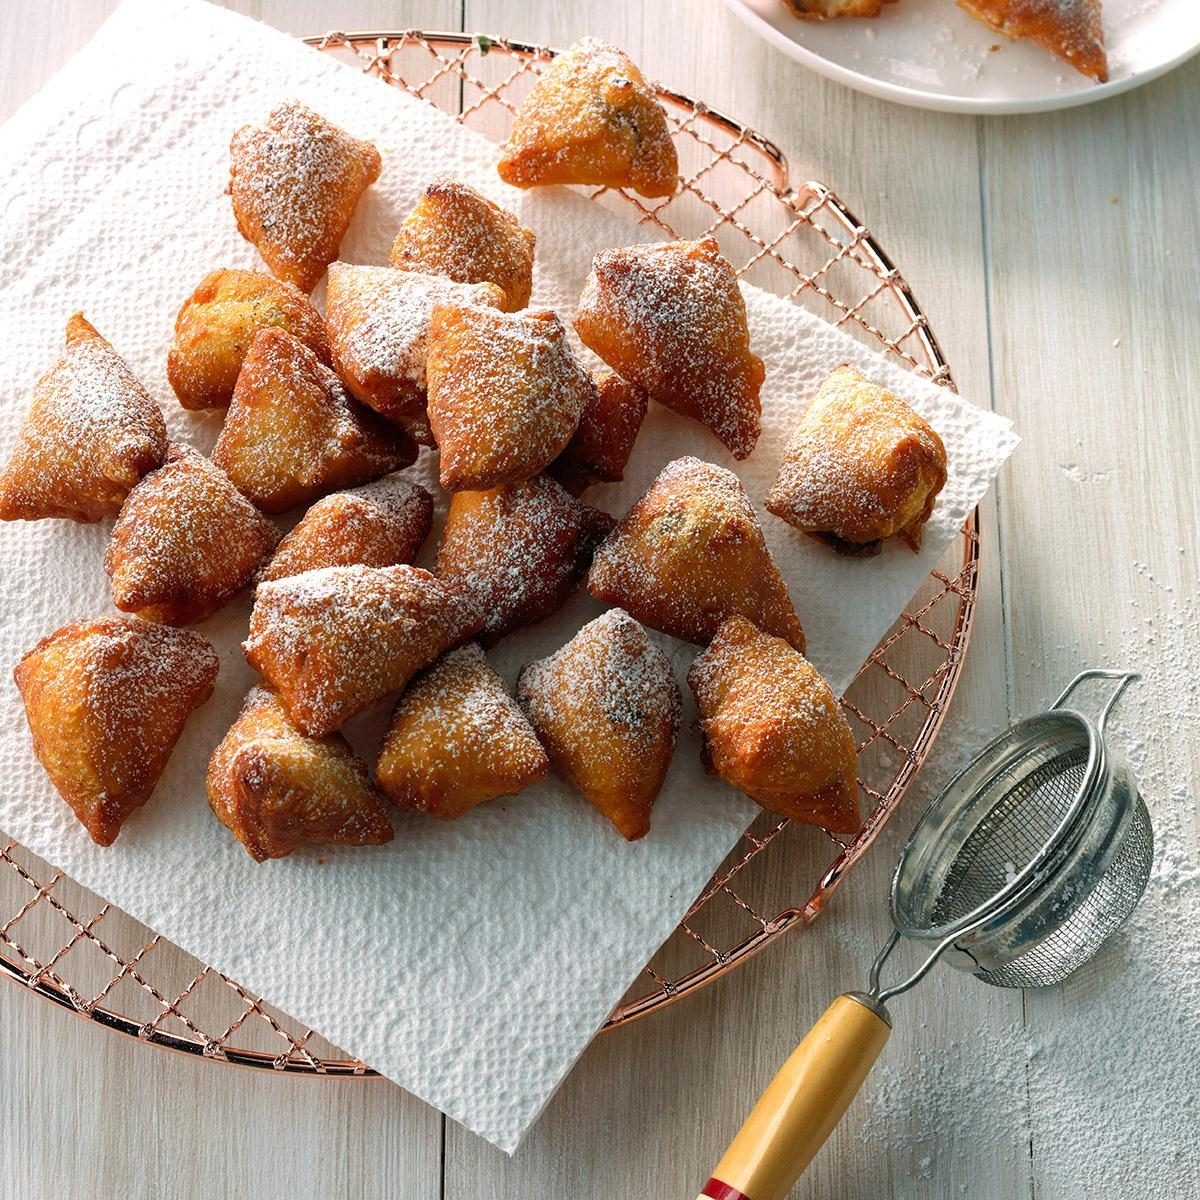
[866, 928, 960, 1004]
[1051, 669, 1140, 737]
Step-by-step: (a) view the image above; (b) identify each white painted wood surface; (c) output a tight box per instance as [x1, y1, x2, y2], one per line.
[1, 3, 1196, 1197]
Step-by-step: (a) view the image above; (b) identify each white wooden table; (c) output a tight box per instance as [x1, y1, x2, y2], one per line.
[1, 3, 1197, 1197]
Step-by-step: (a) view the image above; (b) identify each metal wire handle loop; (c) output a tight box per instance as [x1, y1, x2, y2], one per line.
[1051, 669, 1140, 737]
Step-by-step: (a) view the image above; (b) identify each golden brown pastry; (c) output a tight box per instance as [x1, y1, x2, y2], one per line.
[243, 564, 483, 737]
[517, 609, 680, 840]
[782, 0, 898, 18]
[208, 685, 393, 861]
[0, 314, 167, 523]
[957, 0, 1107, 82]
[548, 371, 648, 496]
[435, 475, 614, 646]
[390, 179, 536, 312]
[764, 364, 947, 555]
[14, 616, 218, 845]
[588, 456, 806, 651]
[376, 644, 548, 818]
[427, 304, 594, 491]
[211, 328, 416, 514]
[574, 238, 763, 459]
[259, 477, 433, 584]
[497, 38, 678, 199]
[228, 100, 381, 292]
[324, 262, 505, 436]
[105, 444, 277, 626]
[688, 616, 860, 834]
[166, 268, 331, 411]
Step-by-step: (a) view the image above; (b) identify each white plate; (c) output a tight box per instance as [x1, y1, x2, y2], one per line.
[724, 0, 1200, 113]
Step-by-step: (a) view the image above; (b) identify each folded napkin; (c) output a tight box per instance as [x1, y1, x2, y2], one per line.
[0, 0, 1017, 1152]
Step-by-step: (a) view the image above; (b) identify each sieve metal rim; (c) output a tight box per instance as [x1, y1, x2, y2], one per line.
[887, 708, 1107, 945]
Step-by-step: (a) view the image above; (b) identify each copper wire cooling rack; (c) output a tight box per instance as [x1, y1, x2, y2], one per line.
[0, 32, 980, 1072]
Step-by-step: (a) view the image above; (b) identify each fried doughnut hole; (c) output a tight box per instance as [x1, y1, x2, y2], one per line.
[207, 685, 392, 861]
[390, 179, 536, 312]
[376, 644, 548, 818]
[14, 616, 218, 845]
[765, 365, 947, 556]
[518, 609, 680, 840]
[588, 456, 806, 651]
[435, 475, 614, 646]
[228, 100, 381, 293]
[427, 305, 594, 491]
[548, 371, 648, 496]
[957, 0, 1107, 82]
[325, 263, 505, 435]
[782, 0, 898, 17]
[243, 564, 483, 737]
[259, 477, 433, 583]
[688, 616, 860, 834]
[212, 328, 416, 514]
[574, 238, 764, 459]
[0, 314, 166, 523]
[497, 38, 678, 199]
[166, 268, 331, 411]
[105, 445, 277, 626]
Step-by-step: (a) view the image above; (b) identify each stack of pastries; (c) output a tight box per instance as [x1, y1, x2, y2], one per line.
[1, 39, 948, 859]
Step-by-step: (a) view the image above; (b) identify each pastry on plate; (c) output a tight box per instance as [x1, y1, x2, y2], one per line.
[0, 314, 167, 523]
[391, 179, 536, 312]
[14, 616, 219, 845]
[765, 364, 947, 555]
[324, 262, 504, 436]
[548, 371, 648, 496]
[781, 0, 898, 18]
[426, 304, 594, 490]
[212, 327, 416, 514]
[688, 615, 860, 834]
[243, 564, 483, 737]
[574, 238, 764, 459]
[208, 684, 393, 861]
[105, 444, 277, 626]
[588, 456, 806, 651]
[497, 37, 678, 199]
[435, 474, 614, 646]
[518, 609, 681, 840]
[376, 644, 548, 818]
[166, 268, 331, 411]
[259, 477, 433, 583]
[229, 100, 381, 292]
[957, 0, 1107, 83]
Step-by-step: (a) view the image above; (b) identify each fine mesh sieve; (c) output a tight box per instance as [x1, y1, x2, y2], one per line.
[699, 669, 1155, 1200]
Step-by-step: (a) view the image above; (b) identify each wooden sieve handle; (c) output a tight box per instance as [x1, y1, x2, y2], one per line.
[697, 993, 891, 1200]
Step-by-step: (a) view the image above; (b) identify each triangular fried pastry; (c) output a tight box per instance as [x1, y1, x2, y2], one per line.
[574, 238, 763, 459]
[765, 364, 947, 555]
[589, 456, 806, 651]
[167, 268, 331, 411]
[229, 100, 382, 293]
[377, 644, 548, 818]
[688, 616, 860, 834]
[390, 179, 536, 312]
[436, 475, 614, 647]
[243, 564, 484, 737]
[548, 371, 648, 496]
[212, 328, 416, 514]
[427, 305, 594, 491]
[208, 685, 392, 861]
[259, 477, 433, 584]
[0, 314, 167, 523]
[497, 38, 678, 199]
[517, 610, 681, 840]
[325, 263, 505, 434]
[105, 445, 278, 626]
[957, 0, 1107, 82]
[14, 616, 219, 845]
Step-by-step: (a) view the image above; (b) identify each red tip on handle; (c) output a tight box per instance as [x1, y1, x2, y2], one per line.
[701, 1179, 753, 1200]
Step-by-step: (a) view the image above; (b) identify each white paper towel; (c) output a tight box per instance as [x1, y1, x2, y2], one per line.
[0, 0, 1018, 1152]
